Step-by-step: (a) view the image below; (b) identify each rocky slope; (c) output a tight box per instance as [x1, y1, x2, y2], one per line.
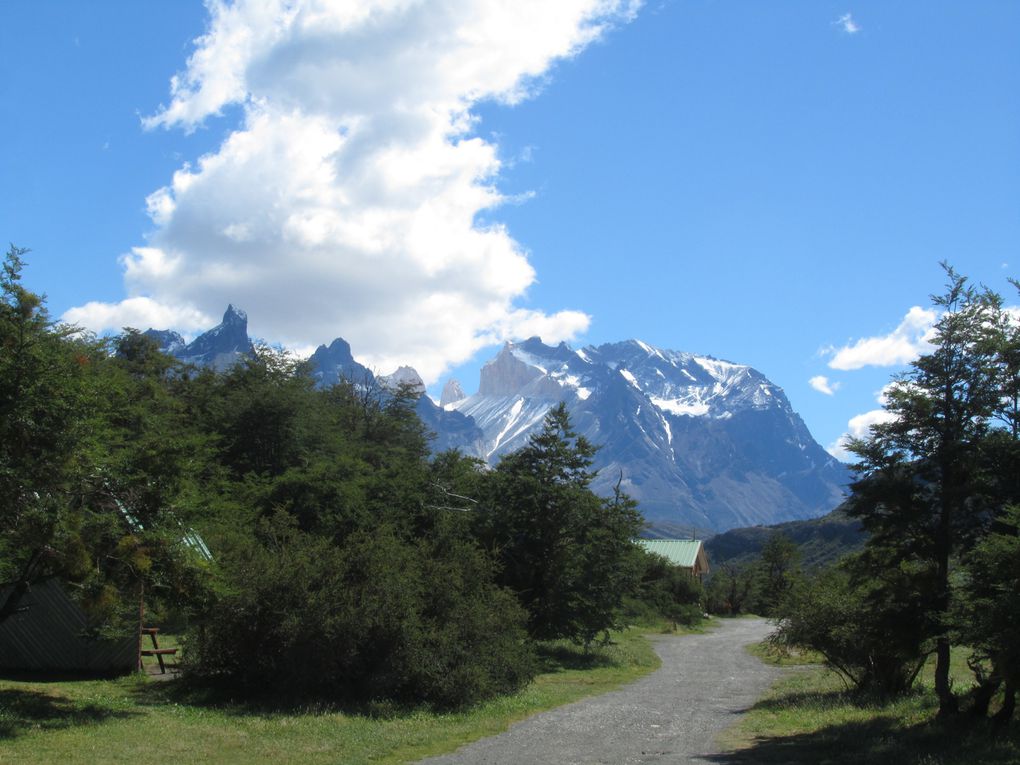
[448, 338, 850, 532]
[144, 308, 848, 532]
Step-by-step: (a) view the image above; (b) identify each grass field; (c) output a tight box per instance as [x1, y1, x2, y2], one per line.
[716, 644, 1020, 765]
[0, 625, 669, 764]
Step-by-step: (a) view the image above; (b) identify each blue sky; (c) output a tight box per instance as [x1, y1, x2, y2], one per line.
[2, 1, 1018, 457]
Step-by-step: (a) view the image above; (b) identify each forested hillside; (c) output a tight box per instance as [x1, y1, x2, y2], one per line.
[704, 506, 864, 570]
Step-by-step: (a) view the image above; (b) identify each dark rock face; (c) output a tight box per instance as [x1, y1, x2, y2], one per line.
[307, 337, 375, 389]
[305, 342, 483, 455]
[450, 338, 851, 532]
[143, 305, 848, 532]
[146, 305, 254, 372]
[414, 395, 485, 455]
[142, 329, 186, 356]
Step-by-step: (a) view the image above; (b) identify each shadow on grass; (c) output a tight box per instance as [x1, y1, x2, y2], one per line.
[533, 642, 617, 673]
[744, 688, 911, 714]
[707, 715, 1020, 765]
[128, 639, 622, 719]
[0, 688, 139, 740]
[127, 675, 451, 721]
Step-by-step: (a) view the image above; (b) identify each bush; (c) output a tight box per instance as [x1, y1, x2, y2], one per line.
[185, 514, 535, 709]
[705, 563, 758, 615]
[770, 555, 931, 697]
[625, 550, 704, 628]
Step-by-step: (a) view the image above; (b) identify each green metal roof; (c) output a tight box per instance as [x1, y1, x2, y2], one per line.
[635, 539, 704, 568]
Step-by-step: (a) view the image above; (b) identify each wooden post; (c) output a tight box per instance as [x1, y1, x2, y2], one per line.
[137, 580, 145, 672]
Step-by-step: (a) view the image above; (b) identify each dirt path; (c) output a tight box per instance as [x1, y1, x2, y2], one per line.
[418, 618, 783, 765]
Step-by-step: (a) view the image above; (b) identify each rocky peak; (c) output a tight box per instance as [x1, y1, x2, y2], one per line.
[380, 366, 426, 396]
[145, 305, 254, 372]
[440, 378, 466, 408]
[143, 329, 186, 356]
[222, 304, 247, 327]
[478, 342, 546, 396]
[308, 337, 373, 389]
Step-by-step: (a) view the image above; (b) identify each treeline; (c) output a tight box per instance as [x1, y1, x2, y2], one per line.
[766, 266, 1020, 728]
[0, 246, 702, 708]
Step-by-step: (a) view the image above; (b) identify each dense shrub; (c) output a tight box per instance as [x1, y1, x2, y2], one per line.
[185, 514, 535, 708]
[770, 554, 931, 697]
[624, 550, 704, 628]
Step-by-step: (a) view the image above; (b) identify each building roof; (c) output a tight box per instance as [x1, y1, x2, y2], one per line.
[635, 539, 705, 568]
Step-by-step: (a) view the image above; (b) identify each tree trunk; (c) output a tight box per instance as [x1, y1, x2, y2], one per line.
[970, 673, 1001, 718]
[993, 680, 1016, 728]
[934, 487, 959, 719]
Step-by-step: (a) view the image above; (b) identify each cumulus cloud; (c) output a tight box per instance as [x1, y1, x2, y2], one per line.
[827, 384, 897, 461]
[827, 306, 937, 371]
[809, 375, 840, 396]
[834, 12, 861, 35]
[63, 296, 211, 337]
[66, 0, 640, 382]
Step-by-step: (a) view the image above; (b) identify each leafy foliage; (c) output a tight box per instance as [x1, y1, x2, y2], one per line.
[955, 504, 1020, 722]
[844, 266, 1005, 715]
[772, 265, 1020, 727]
[771, 553, 931, 696]
[626, 549, 704, 627]
[476, 403, 644, 646]
[186, 513, 534, 708]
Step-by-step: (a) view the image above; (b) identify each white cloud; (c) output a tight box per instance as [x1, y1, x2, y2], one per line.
[67, 0, 640, 383]
[826, 384, 897, 461]
[827, 306, 937, 371]
[809, 375, 840, 396]
[63, 297, 211, 336]
[834, 12, 861, 35]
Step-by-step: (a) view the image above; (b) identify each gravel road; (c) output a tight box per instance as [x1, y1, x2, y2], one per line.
[418, 617, 783, 765]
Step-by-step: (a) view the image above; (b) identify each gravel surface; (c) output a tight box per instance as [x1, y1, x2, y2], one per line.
[418, 618, 783, 765]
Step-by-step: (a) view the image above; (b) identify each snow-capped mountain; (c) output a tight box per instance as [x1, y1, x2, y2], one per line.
[448, 338, 850, 532]
[379, 366, 427, 396]
[146, 305, 254, 372]
[144, 307, 847, 532]
[305, 347, 481, 454]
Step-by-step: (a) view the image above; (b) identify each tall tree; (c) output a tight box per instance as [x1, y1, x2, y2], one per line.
[477, 403, 643, 645]
[755, 532, 801, 617]
[846, 265, 1003, 717]
[0, 246, 98, 617]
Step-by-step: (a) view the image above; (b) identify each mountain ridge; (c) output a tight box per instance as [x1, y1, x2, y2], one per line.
[143, 308, 849, 533]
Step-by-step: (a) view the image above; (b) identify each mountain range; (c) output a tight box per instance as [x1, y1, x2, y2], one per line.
[144, 306, 851, 533]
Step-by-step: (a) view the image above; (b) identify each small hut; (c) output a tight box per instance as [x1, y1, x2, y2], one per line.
[0, 577, 138, 674]
[635, 538, 710, 582]
[0, 491, 211, 675]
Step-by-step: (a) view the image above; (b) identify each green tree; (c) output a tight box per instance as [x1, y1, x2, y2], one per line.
[477, 403, 643, 645]
[771, 553, 931, 696]
[0, 245, 99, 618]
[628, 549, 704, 628]
[0, 249, 210, 630]
[955, 507, 1020, 725]
[754, 532, 801, 617]
[705, 562, 757, 615]
[846, 265, 1003, 715]
[187, 512, 534, 708]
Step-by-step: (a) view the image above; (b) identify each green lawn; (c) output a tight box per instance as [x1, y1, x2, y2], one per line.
[717, 646, 1020, 765]
[0, 626, 664, 764]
